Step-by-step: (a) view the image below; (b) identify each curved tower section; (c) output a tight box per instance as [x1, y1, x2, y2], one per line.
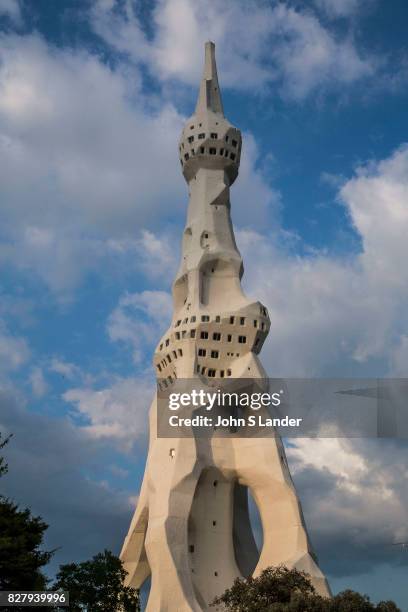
[120, 42, 330, 611]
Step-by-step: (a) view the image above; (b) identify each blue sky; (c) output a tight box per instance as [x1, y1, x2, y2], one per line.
[1, 0, 408, 608]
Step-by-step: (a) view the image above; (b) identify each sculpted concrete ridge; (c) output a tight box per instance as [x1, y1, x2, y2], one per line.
[120, 41, 330, 611]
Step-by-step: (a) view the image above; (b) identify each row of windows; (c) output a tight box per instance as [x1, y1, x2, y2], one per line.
[196, 364, 232, 378]
[159, 315, 267, 350]
[174, 314, 254, 328]
[157, 348, 183, 371]
[182, 148, 236, 162]
[184, 133, 238, 147]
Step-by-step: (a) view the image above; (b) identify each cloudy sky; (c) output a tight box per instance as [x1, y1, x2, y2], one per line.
[0, 0, 408, 607]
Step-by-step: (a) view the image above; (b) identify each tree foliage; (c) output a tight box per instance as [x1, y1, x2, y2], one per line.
[212, 566, 400, 612]
[0, 431, 52, 590]
[53, 549, 140, 611]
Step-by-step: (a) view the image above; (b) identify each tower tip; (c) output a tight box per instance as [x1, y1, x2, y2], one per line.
[195, 40, 224, 116]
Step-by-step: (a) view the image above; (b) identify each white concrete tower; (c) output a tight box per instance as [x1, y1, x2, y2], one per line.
[120, 42, 330, 611]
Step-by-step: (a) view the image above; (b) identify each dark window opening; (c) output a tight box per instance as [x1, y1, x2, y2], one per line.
[175, 332, 180, 340]
[178, 348, 183, 356]
[200, 331, 209, 339]
[201, 315, 210, 322]
[204, 233, 209, 238]
[227, 369, 232, 376]
[213, 480, 218, 487]
[215, 315, 220, 322]
[198, 348, 206, 357]
[173, 350, 177, 358]
[167, 354, 172, 363]
[220, 370, 224, 377]
[230, 316, 235, 324]
[232, 139, 238, 147]
[188, 136, 194, 143]
[238, 335, 246, 344]
[240, 317, 245, 325]
[225, 135, 229, 142]
[210, 133, 218, 139]
[220, 148, 224, 155]
[254, 319, 258, 328]
[190, 329, 196, 338]
[165, 339, 169, 346]
[227, 334, 232, 342]
[198, 133, 205, 139]
[190, 315, 196, 322]
[224, 150, 229, 157]
[157, 364, 162, 372]
[212, 520, 217, 526]
[230, 152, 236, 161]
[209, 147, 216, 155]
[208, 369, 216, 377]
[200, 146, 205, 154]
[261, 322, 265, 330]
[211, 350, 219, 358]
[213, 332, 221, 341]
[201, 366, 206, 375]
[189, 545, 194, 553]
[184, 153, 189, 161]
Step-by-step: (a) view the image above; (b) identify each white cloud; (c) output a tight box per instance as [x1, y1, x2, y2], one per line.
[63, 375, 154, 446]
[107, 289, 172, 363]
[239, 144, 408, 376]
[0, 321, 29, 373]
[29, 366, 48, 398]
[314, 0, 375, 19]
[91, 0, 376, 99]
[49, 358, 81, 381]
[287, 437, 408, 573]
[0, 0, 21, 25]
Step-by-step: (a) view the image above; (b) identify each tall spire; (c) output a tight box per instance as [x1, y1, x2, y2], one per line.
[195, 41, 224, 116]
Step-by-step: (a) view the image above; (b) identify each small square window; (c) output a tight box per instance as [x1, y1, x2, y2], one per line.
[198, 348, 206, 357]
[190, 125, 194, 130]
[210, 133, 218, 139]
[227, 369, 232, 376]
[211, 350, 219, 358]
[165, 339, 169, 346]
[188, 136, 194, 143]
[232, 139, 238, 147]
[200, 147, 205, 154]
[198, 133, 205, 139]
[208, 369, 216, 377]
[190, 316, 196, 322]
[200, 331, 209, 339]
[215, 315, 220, 322]
[213, 332, 221, 341]
[201, 315, 210, 322]
[238, 336, 246, 344]
[230, 153, 236, 161]
[190, 329, 196, 338]
[209, 147, 216, 155]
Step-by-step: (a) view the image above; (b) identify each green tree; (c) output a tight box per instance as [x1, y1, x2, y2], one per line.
[53, 549, 140, 611]
[212, 566, 400, 612]
[0, 431, 53, 590]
